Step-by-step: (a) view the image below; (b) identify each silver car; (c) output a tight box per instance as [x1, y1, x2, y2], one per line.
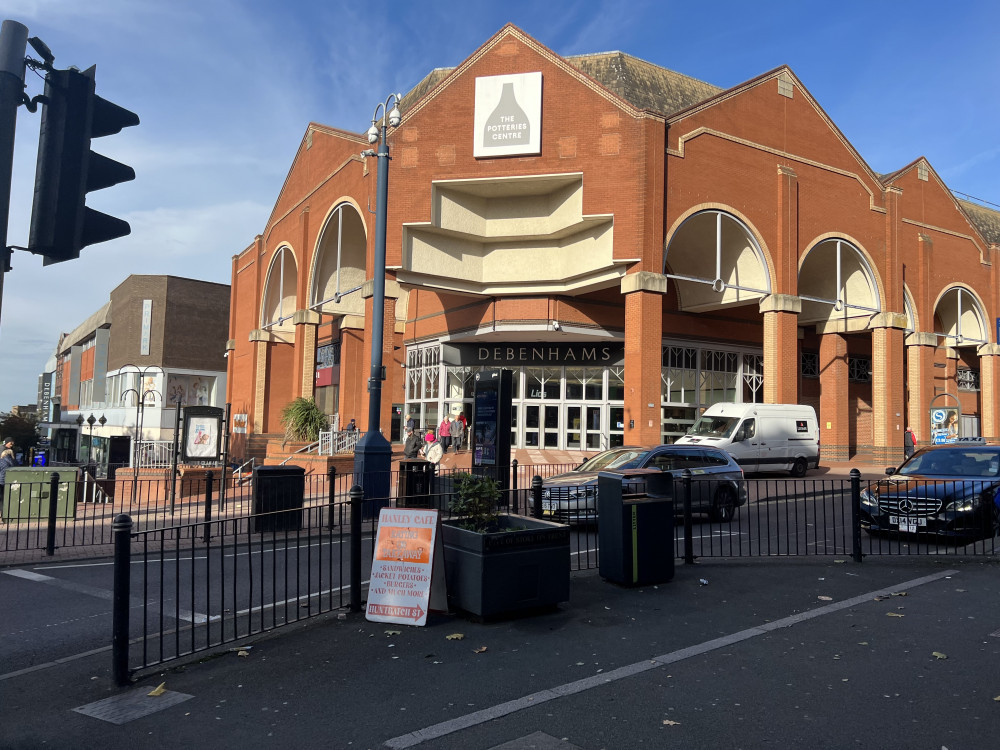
[541, 445, 747, 525]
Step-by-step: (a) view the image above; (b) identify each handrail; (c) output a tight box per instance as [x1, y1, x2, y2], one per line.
[280, 440, 320, 465]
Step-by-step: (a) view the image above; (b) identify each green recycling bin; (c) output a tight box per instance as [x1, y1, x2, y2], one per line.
[3, 468, 80, 523]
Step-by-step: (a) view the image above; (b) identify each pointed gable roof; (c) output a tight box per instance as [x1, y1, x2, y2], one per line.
[958, 199, 1000, 247]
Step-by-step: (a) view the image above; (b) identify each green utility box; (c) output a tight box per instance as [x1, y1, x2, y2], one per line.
[3, 468, 80, 523]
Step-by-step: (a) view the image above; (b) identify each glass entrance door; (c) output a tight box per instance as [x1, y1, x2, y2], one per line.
[566, 404, 605, 450]
[524, 404, 561, 448]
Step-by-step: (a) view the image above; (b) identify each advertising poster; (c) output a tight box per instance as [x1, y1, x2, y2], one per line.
[930, 407, 959, 444]
[366, 508, 446, 627]
[181, 406, 225, 461]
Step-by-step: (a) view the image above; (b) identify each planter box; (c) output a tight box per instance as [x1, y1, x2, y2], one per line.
[441, 513, 570, 619]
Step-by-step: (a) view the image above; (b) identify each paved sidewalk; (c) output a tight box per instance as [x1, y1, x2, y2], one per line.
[3, 555, 998, 749]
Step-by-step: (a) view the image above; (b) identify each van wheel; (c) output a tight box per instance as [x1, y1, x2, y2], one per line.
[710, 486, 737, 522]
[790, 458, 808, 478]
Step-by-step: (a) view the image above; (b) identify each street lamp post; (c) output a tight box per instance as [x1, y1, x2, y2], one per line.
[86, 414, 96, 467]
[120, 363, 163, 503]
[353, 93, 402, 501]
[75, 414, 84, 462]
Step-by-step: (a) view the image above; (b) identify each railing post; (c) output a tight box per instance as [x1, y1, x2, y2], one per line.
[532, 475, 543, 519]
[350, 484, 363, 612]
[682, 469, 694, 565]
[202, 471, 214, 544]
[511, 458, 519, 493]
[112, 513, 133, 686]
[327, 466, 337, 529]
[850, 468, 862, 563]
[45, 472, 60, 556]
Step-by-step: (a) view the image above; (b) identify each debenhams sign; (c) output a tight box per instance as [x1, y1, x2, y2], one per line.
[443, 343, 625, 367]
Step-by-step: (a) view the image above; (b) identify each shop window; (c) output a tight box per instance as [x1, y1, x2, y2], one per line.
[565, 367, 603, 400]
[525, 367, 560, 399]
[848, 356, 871, 384]
[801, 351, 819, 379]
[957, 368, 979, 392]
[608, 367, 626, 401]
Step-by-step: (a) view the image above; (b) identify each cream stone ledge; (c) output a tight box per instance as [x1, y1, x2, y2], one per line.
[339, 315, 366, 330]
[867, 312, 907, 330]
[815, 317, 870, 335]
[226, 339, 236, 351]
[904, 332, 938, 347]
[362, 279, 402, 300]
[248, 329, 273, 343]
[978, 344, 1000, 357]
[758, 294, 801, 314]
[293, 309, 321, 325]
[620, 271, 667, 295]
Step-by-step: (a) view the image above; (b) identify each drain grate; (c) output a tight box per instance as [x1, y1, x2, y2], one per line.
[73, 688, 193, 725]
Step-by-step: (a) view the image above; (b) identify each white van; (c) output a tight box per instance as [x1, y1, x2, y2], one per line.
[676, 403, 820, 477]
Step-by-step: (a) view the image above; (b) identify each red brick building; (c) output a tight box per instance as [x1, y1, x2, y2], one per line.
[226, 24, 1000, 466]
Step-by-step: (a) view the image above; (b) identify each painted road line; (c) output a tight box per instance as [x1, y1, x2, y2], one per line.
[383, 568, 958, 749]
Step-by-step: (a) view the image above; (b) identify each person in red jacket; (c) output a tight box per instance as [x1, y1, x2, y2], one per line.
[438, 417, 452, 453]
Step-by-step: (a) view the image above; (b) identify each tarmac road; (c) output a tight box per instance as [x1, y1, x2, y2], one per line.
[3, 555, 999, 749]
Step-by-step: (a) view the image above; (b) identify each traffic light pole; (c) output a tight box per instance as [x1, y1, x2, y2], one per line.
[0, 20, 28, 335]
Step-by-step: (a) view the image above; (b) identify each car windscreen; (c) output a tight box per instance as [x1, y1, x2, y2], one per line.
[688, 415, 740, 438]
[898, 449, 1000, 478]
[577, 449, 647, 471]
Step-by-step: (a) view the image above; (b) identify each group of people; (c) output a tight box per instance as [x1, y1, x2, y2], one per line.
[402, 412, 468, 465]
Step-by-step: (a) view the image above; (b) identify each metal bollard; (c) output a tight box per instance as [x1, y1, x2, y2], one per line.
[850, 468, 863, 563]
[327, 466, 338, 529]
[511, 459, 519, 493]
[45, 472, 59, 556]
[112, 513, 133, 686]
[349, 484, 363, 613]
[202, 471, 214, 543]
[682, 469, 694, 565]
[532, 475, 543, 519]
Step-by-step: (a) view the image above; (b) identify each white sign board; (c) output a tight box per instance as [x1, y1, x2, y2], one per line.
[366, 508, 447, 626]
[473, 72, 542, 158]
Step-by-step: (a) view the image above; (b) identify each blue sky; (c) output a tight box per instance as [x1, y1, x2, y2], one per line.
[1, 0, 998, 411]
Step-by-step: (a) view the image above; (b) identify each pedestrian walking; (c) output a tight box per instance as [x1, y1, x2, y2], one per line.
[424, 433, 443, 465]
[904, 426, 916, 459]
[438, 417, 452, 453]
[402, 428, 425, 459]
[449, 415, 463, 453]
[405, 413, 415, 432]
[0, 442, 16, 522]
[457, 412, 467, 450]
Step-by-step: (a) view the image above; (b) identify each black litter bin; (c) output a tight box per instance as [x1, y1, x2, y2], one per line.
[397, 459, 434, 508]
[597, 469, 674, 586]
[252, 465, 306, 533]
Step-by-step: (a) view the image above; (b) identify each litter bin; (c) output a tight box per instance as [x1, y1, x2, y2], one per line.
[597, 469, 674, 586]
[252, 465, 306, 533]
[397, 459, 434, 508]
[3, 468, 80, 523]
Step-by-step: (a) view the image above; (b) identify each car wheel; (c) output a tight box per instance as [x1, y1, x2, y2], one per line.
[790, 457, 808, 478]
[710, 485, 737, 522]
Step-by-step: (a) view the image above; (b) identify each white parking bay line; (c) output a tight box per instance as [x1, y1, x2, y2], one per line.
[1, 568, 215, 623]
[383, 568, 958, 749]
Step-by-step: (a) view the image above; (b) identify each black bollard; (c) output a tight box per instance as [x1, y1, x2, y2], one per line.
[349, 485, 363, 612]
[45, 471, 59, 556]
[682, 469, 694, 565]
[112, 513, 133, 686]
[532, 475, 543, 519]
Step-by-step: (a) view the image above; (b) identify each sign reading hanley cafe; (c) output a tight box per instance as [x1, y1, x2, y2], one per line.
[443, 342, 625, 367]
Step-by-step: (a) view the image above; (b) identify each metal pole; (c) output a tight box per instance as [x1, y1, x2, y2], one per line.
[0, 20, 28, 335]
[367, 121, 389, 435]
[327, 465, 337, 529]
[169, 403, 180, 513]
[220, 402, 231, 510]
[202, 470, 213, 544]
[682, 469, 694, 565]
[532, 475, 543, 519]
[111, 513, 133, 686]
[45, 470, 59, 555]
[349, 484, 363, 612]
[850, 468, 863, 563]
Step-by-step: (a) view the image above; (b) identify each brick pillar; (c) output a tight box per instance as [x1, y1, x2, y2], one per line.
[293, 310, 320, 401]
[978, 345, 1000, 443]
[759, 295, 801, 404]
[869, 314, 907, 465]
[337, 320, 366, 428]
[905, 334, 937, 449]
[621, 273, 666, 446]
[249, 329, 272, 433]
[819, 332, 849, 460]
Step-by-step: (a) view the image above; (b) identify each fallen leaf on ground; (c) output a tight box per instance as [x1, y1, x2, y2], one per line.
[699, 579, 709, 586]
[473, 646, 487, 654]
[385, 630, 401, 636]
[237, 650, 250, 657]
[932, 652, 947, 660]
[662, 719, 681, 726]
[887, 612, 905, 618]
[874, 595, 890, 601]
[148, 683, 167, 697]
[818, 596, 833, 601]
[891, 591, 908, 597]
[446, 633, 464, 641]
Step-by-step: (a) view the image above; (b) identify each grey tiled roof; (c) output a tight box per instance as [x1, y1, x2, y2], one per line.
[959, 199, 1000, 247]
[401, 52, 721, 119]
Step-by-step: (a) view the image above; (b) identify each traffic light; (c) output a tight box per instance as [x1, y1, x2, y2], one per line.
[29, 65, 138, 266]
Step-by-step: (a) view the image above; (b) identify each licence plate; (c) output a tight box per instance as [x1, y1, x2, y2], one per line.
[890, 515, 927, 533]
[541, 499, 555, 512]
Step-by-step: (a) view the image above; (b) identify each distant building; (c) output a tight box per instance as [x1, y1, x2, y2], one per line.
[10, 404, 38, 418]
[44, 274, 230, 467]
[226, 24, 1000, 466]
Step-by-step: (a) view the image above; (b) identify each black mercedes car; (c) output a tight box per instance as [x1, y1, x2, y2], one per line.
[860, 443, 1000, 540]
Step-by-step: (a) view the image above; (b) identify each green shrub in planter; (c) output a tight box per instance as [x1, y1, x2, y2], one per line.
[280, 397, 329, 444]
